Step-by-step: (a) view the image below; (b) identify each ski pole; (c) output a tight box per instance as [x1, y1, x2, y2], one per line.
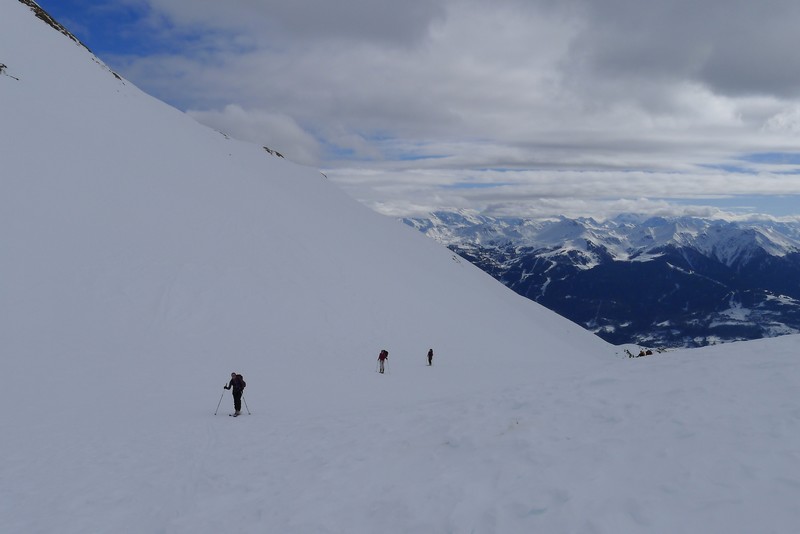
[242, 394, 251, 415]
[214, 390, 225, 415]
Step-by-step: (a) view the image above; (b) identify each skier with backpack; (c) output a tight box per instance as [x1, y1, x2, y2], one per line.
[427, 348, 433, 366]
[377, 350, 389, 374]
[224, 372, 246, 416]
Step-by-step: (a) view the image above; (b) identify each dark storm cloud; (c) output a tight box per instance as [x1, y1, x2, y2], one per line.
[570, 0, 800, 98]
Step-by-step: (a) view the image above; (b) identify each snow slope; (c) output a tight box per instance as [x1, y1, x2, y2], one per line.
[1, 0, 605, 388]
[2, 2, 800, 533]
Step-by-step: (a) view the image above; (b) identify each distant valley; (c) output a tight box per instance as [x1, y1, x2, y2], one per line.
[404, 212, 800, 347]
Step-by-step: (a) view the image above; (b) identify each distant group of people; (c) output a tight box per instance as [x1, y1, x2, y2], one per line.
[221, 347, 435, 416]
[377, 348, 434, 373]
[625, 348, 655, 358]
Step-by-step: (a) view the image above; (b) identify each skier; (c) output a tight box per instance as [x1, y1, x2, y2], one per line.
[427, 348, 433, 366]
[224, 372, 246, 416]
[378, 350, 389, 374]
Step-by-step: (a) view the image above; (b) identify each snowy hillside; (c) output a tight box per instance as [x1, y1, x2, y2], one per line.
[1, 0, 605, 370]
[2, 2, 800, 533]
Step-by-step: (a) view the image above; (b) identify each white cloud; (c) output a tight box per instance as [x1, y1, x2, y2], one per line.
[325, 166, 800, 219]
[764, 106, 800, 135]
[96, 0, 800, 218]
[187, 105, 321, 165]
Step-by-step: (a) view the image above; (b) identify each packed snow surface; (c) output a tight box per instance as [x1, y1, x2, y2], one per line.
[2, 2, 800, 532]
[3, 338, 800, 533]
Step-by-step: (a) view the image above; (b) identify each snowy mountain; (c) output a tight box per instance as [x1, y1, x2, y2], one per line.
[3, 2, 800, 533]
[404, 211, 800, 346]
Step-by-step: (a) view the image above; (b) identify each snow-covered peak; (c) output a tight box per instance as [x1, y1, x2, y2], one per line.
[408, 212, 800, 267]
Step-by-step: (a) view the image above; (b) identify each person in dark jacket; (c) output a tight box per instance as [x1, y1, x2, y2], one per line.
[427, 348, 433, 366]
[378, 350, 388, 374]
[224, 372, 246, 416]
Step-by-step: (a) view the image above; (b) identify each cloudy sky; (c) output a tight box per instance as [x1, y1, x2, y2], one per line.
[37, 0, 800, 219]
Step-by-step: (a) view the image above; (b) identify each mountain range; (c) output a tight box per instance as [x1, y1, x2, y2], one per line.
[404, 211, 800, 347]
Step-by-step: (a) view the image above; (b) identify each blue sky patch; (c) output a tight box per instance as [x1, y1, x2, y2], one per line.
[395, 154, 448, 161]
[740, 152, 800, 165]
[443, 182, 512, 190]
[699, 163, 756, 174]
[36, 0, 150, 56]
[35, 0, 233, 59]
